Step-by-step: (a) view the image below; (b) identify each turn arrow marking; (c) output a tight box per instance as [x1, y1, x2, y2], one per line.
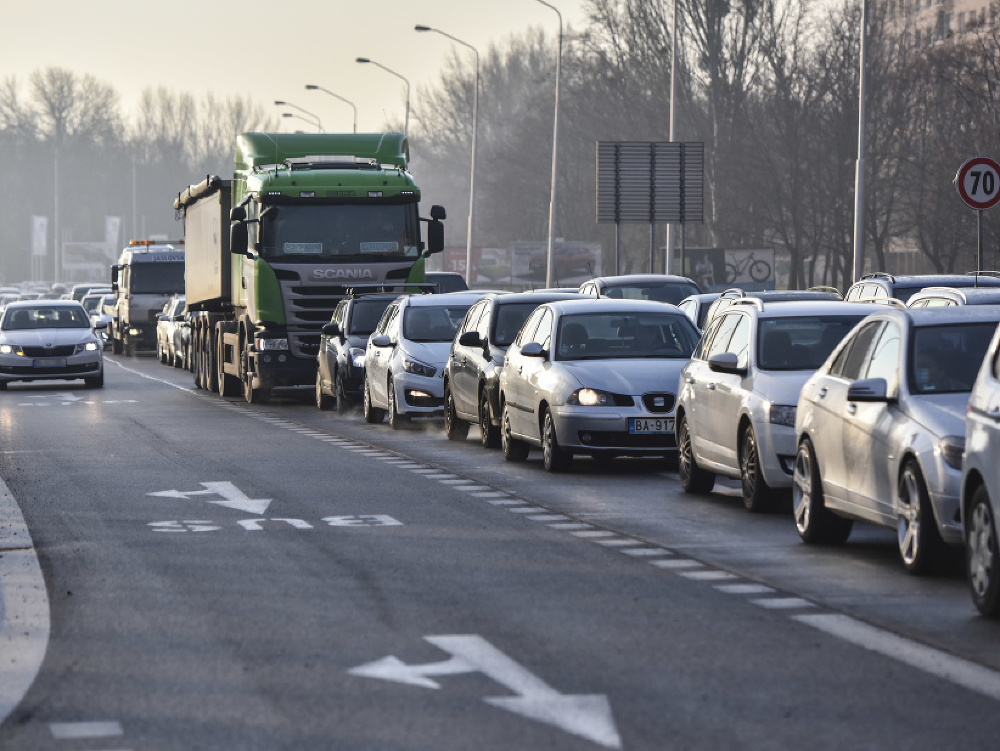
[349, 634, 622, 749]
[147, 481, 272, 515]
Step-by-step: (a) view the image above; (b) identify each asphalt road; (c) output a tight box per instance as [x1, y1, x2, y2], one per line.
[1, 353, 998, 750]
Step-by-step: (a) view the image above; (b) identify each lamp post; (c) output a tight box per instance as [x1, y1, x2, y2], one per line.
[851, 0, 869, 284]
[535, 0, 562, 288]
[305, 84, 358, 133]
[356, 57, 410, 137]
[665, 0, 679, 276]
[274, 100, 323, 132]
[282, 113, 320, 132]
[415, 24, 480, 285]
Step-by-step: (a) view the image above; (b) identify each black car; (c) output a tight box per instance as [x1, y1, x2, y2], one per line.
[316, 294, 398, 411]
[578, 274, 701, 304]
[844, 272, 1000, 304]
[442, 291, 580, 446]
[425, 272, 469, 293]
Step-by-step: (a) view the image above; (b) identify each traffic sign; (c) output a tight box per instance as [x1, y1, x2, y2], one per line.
[956, 156, 1000, 210]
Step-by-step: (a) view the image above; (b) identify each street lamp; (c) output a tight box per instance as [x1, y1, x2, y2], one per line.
[535, 0, 562, 288]
[282, 112, 320, 132]
[415, 24, 480, 285]
[852, 0, 870, 284]
[356, 57, 410, 138]
[305, 84, 358, 133]
[665, 0, 679, 276]
[274, 100, 323, 132]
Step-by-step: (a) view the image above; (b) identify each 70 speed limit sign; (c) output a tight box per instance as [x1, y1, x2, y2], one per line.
[956, 156, 1000, 210]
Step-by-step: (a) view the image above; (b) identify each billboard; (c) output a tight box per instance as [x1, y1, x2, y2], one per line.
[511, 241, 601, 286]
[684, 248, 775, 292]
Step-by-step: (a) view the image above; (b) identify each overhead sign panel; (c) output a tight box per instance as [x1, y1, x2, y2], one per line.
[597, 141, 704, 224]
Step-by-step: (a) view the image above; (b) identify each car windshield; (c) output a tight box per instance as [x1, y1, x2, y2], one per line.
[260, 204, 420, 260]
[3, 306, 90, 330]
[81, 295, 105, 314]
[130, 263, 185, 294]
[910, 322, 997, 394]
[350, 299, 394, 335]
[555, 312, 699, 361]
[603, 281, 700, 305]
[758, 316, 865, 370]
[403, 305, 473, 342]
[494, 303, 547, 347]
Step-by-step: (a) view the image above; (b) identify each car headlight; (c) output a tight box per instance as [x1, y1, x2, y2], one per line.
[937, 436, 965, 470]
[350, 347, 366, 368]
[402, 357, 436, 377]
[768, 404, 797, 427]
[255, 338, 288, 351]
[567, 388, 615, 406]
[0, 344, 23, 356]
[74, 341, 100, 354]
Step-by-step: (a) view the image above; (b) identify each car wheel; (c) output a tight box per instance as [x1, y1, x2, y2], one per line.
[157, 339, 166, 363]
[173, 345, 183, 368]
[363, 378, 384, 424]
[388, 379, 409, 429]
[967, 485, 1000, 618]
[316, 371, 333, 411]
[479, 387, 500, 449]
[335, 371, 349, 414]
[443, 383, 468, 440]
[501, 401, 529, 462]
[542, 407, 572, 472]
[677, 414, 715, 494]
[740, 426, 774, 513]
[792, 439, 852, 544]
[897, 460, 945, 575]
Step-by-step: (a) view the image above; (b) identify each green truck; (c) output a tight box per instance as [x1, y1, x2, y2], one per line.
[173, 131, 445, 403]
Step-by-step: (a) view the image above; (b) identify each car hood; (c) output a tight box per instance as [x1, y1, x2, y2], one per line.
[560, 358, 688, 394]
[401, 340, 453, 369]
[751, 370, 815, 406]
[905, 392, 969, 439]
[1, 328, 94, 346]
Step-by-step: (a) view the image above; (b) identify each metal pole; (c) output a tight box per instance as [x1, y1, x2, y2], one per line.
[615, 222, 621, 275]
[536, 0, 562, 289]
[851, 0, 869, 283]
[665, 0, 679, 275]
[305, 85, 358, 133]
[274, 100, 323, 131]
[54, 147, 59, 282]
[978, 210, 984, 272]
[355, 59, 410, 138]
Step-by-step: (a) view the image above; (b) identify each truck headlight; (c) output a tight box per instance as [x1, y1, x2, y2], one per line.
[768, 404, 797, 427]
[256, 338, 288, 351]
[402, 357, 436, 377]
[567, 388, 614, 406]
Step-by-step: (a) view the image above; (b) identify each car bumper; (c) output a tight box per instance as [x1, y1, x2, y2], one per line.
[0, 353, 102, 383]
[552, 405, 676, 455]
[394, 372, 444, 416]
[759, 422, 797, 489]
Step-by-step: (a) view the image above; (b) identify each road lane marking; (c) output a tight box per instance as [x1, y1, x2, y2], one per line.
[649, 559, 702, 570]
[680, 570, 737, 581]
[547, 523, 593, 531]
[621, 548, 670, 557]
[752, 598, 815, 610]
[49, 720, 123, 738]
[571, 530, 617, 539]
[715, 583, 775, 595]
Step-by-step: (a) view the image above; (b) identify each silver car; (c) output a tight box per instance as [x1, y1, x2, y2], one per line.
[498, 298, 700, 470]
[793, 307, 1000, 574]
[0, 300, 104, 388]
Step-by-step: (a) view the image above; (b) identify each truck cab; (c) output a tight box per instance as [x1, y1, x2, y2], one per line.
[108, 240, 185, 356]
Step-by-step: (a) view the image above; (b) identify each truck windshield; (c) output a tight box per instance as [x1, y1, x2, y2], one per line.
[261, 204, 420, 260]
[129, 263, 186, 294]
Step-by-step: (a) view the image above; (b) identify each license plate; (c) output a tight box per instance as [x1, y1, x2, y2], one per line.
[34, 358, 66, 368]
[629, 417, 674, 434]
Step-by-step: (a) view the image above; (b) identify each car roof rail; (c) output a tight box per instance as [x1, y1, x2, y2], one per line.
[909, 286, 966, 302]
[860, 272, 895, 282]
[719, 287, 746, 298]
[855, 296, 905, 308]
[807, 285, 843, 298]
[731, 298, 764, 312]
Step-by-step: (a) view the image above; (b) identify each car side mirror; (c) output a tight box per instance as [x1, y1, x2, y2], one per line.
[93, 321, 107, 330]
[459, 331, 483, 347]
[708, 351, 746, 375]
[520, 342, 547, 358]
[847, 377, 890, 402]
[322, 323, 342, 337]
[371, 334, 393, 348]
[172, 314, 185, 322]
[156, 313, 167, 321]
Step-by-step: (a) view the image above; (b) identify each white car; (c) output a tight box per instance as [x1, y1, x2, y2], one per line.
[0, 300, 104, 388]
[793, 307, 1000, 574]
[676, 300, 883, 511]
[363, 291, 488, 428]
[963, 321, 1000, 616]
[498, 298, 700, 470]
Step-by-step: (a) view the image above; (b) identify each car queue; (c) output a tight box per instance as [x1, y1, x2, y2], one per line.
[139, 271, 1000, 618]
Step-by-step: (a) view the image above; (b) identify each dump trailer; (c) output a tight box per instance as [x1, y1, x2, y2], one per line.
[108, 240, 186, 356]
[173, 131, 445, 403]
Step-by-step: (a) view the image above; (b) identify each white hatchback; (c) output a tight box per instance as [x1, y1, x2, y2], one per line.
[676, 300, 883, 511]
[963, 321, 1000, 616]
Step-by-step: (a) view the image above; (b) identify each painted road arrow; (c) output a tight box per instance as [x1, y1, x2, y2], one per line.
[147, 481, 272, 515]
[349, 634, 622, 749]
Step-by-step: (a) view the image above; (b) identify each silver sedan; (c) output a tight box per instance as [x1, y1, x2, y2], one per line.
[498, 298, 700, 470]
[0, 300, 104, 388]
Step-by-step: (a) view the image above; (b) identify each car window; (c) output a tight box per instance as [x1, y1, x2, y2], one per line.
[729, 315, 751, 369]
[350, 299, 393, 335]
[993, 336, 1000, 381]
[836, 321, 883, 380]
[476, 301, 492, 340]
[555, 311, 698, 361]
[910, 322, 997, 394]
[333, 301, 346, 328]
[864, 322, 900, 392]
[3, 306, 91, 330]
[692, 315, 724, 360]
[375, 304, 398, 336]
[459, 301, 485, 337]
[529, 309, 554, 350]
[515, 308, 546, 347]
[757, 316, 866, 371]
[403, 305, 473, 343]
[705, 313, 741, 359]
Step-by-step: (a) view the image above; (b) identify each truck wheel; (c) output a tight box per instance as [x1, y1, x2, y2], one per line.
[124, 333, 136, 358]
[193, 330, 204, 389]
[112, 327, 123, 355]
[205, 331, 219, 393]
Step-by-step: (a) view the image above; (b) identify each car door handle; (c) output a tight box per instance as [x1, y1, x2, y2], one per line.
[707, 383, 716, 390]
[685, 376, 696, 384]
[818, 387, 827, 398]
[518, 366, 524, 374]
[847, 404, 857, 416]
[989, 407, 1000, 421]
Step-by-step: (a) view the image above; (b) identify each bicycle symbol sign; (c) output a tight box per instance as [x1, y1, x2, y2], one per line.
[725, 250, 773, 284]
[956, 156, 1000, 211]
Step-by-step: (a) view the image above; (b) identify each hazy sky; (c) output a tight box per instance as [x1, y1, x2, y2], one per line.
[1, 0, 589, 134]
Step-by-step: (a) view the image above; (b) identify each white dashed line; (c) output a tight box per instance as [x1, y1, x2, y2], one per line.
[526, 514, 570, 522]
[594, 539, 644, 547]
[621, 548, 670, 557]
[715, 583, 775, 595]
[49, 721, 124, 739]
[506, 507, 549, 514]
[679, 570, 737, 581]
[751, 597, 814, 610]
[649, 559, 703, 570]
[547, 523, 593, 531]
[571, 530, 617, 539]
[487, 499, 523, 506]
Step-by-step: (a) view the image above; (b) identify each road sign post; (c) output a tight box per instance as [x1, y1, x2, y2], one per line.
[955, 156, 1000, 271]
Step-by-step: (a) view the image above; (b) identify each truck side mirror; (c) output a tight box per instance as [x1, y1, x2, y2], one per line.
[430, 205, 446, 221]
[426, 220, 444, 255]
[230, 206, 247, 222]
[231, 222, 249, 257]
